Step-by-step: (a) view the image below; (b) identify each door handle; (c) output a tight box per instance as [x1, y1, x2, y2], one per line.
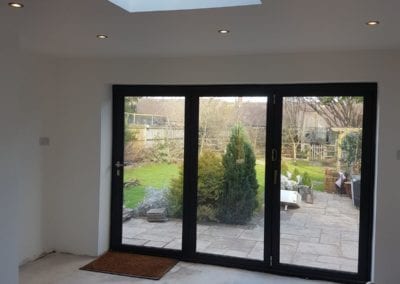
[272, 149, 278, 162]
[114, 161, 126, 176]
[115, 161, 125, 168]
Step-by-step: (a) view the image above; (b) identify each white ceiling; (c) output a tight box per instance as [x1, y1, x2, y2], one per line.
[1, 0, 399, 57]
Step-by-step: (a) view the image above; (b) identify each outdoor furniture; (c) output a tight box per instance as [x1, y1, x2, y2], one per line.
[335, 172, 347, 195]
[281, 190, 302, 210]
[147, 208, 168, 222]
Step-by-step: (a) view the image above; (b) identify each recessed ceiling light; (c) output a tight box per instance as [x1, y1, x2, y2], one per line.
[366, 20, 380, 26]
[8, 2, 24, 8]
[218, 29, 230, 34]
[96, 35, 109, 39]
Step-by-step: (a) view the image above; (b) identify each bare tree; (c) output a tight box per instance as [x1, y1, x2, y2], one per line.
[199, 98, 213, 155]
[283, 98, 307, 161]
[304, 97, 363, 128]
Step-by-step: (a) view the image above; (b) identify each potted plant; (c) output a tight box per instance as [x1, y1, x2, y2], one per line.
[340, 131, 362, 197]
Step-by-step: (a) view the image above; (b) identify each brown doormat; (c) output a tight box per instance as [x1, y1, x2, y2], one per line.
[80, 251, 178, 280]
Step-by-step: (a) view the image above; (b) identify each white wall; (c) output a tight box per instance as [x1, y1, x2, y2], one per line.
[0, 14, 54, 280]
[0, 13, 49, 280]
[22, 50, 399, 283]
[40, 67, 103, 256]
[98, 89, 112, 254]
[0, 41, 21, 284]
[17, 55, 58, 265]
[0, 51, 52, 277]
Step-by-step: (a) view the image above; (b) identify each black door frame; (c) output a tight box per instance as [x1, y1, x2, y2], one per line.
[110, 83, 377, 284]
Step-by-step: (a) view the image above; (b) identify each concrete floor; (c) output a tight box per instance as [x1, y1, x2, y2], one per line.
[19, 253, 335, 284]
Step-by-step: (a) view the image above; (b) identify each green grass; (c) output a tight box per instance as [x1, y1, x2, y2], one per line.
[124, 186, 146, 208]
[123, 159, 325, 208]
[124, 162, 266, 209]
[255, 162, 265, 191]
[124, 163, 180, 208]
[255, 162, 265, 210]
[283, 159, 325, 191]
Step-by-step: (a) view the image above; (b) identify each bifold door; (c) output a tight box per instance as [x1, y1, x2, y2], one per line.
[111, 84, 376, 284]
[194, 96, 268, 261]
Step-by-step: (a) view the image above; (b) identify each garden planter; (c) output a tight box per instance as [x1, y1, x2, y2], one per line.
[324, 168, 338, 193]
[344, 182, 352, 198]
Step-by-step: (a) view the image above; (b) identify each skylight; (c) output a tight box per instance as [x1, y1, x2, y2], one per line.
[108, 0, 261, 13]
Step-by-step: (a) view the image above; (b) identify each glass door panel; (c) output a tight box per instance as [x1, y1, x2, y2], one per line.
[111, 84, 376, 284]
[279, 96, 363, 272]
[196, 96, 267, 260]
[122, 96, 185, 250]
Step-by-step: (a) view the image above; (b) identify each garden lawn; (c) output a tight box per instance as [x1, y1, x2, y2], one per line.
[123, 160, 325, 208]
[124, 163, 180, 208]
[255, 162, 265, 193]
[284, 160, 325, 191]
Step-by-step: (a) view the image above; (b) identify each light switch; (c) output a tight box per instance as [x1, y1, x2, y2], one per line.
[39, 137, 50, 146]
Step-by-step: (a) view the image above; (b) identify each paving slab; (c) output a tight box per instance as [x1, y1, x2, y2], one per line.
[320, 233, 341, 245]
[341, 231, 359, 242]
[317, 256, 358, 267]
[280, 233, 319, 243]
[205, 237, 256, 253]
[281, 225, 321, 238]
[295, 261, 340, 271]
[197, 224, 210, 233]
[122, 226, 147, 237]
[122, 191, 359, 273]
[134, 233, 175, 243]
[205, 226, 245, 238]
[122, 238, 148, 246]
[164, 239, 182, 250]
[286, 212, 309, 226]
[298, 242, 340, 257]
[239, 229, 264, 241]
[341, 241, 359, 259]
[292, 253, 318, 263]
[247, 242, 264, 260]
[280, 238, 299, 248]
[143, 241, 167, 248]
[195, 239, 212, 251]
[224, 250, 248, 258]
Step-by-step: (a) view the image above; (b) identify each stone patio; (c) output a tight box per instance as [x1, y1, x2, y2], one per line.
[123, 191, 359, 273]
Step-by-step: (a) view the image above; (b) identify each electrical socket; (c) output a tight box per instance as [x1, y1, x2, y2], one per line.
[39, 137, 50, 146]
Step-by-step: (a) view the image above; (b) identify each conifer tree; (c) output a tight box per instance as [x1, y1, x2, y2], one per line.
[217, 125, 259, 224]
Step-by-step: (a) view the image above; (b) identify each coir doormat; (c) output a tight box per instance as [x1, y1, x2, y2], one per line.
[80, 251, 178, 280]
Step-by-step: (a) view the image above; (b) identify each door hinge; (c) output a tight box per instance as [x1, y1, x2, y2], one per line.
[270, 256, 273, 266]
[273, 170, 278, 185]
[273, 94, 276, 104]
